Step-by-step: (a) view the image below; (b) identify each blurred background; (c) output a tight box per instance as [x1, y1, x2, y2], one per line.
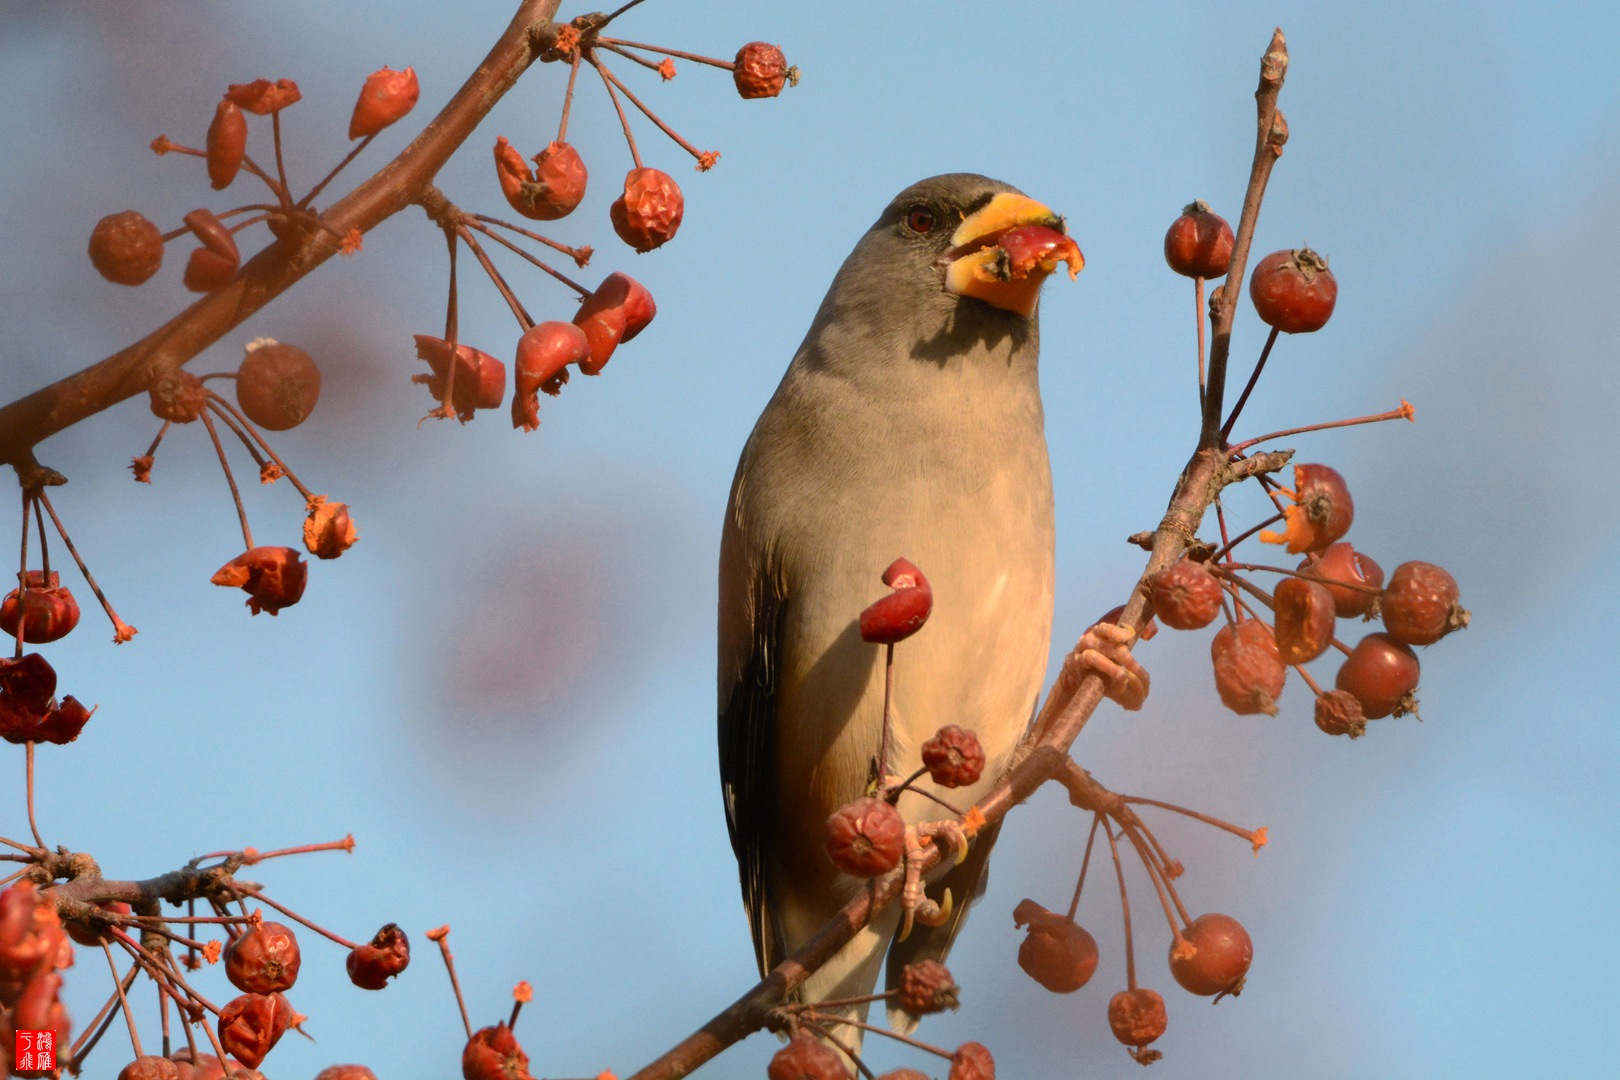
[2, 2, 1616, 1077]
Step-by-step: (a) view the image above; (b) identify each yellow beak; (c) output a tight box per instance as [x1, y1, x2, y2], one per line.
[938, 192, 1084, 317]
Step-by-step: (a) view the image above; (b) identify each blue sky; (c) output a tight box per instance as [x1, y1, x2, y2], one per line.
[2, 3, 1617, 1078]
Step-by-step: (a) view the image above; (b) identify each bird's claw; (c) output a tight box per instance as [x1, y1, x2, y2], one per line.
[1068, 621, 1150, 710]
[898, 821, 968, 941]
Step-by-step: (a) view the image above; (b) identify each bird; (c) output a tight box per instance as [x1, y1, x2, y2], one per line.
[717, 173, 1093, 1054]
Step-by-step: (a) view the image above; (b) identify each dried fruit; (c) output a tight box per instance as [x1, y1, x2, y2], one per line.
[1272, 577, 1336, 664]
[1013, 899, 1098, 993]
[1335, 632, 1419, 719]
[183, 246, 239, 292]
[462, 1023, 534, 1080]
[1211, 619, 1284, 715]
[493, 137, 587, 221]
[572, 272, 656, 375]
[948, 1043, 995, 1080]
[920, 725, 985, 788]
[767, 1032, 848, 1080]
[0, 881, 72, 983]
[216, 992, 290, 1069]
[858, 558, 932, 644]
[1261, 463, 1354, 554]
[207, 99, 247, 189]
[1169, 913, 1252, 996]
[0, 653, 59, 744]
[512, 321, 591, 432]
[1313, 688, 1366, 738]
[236, 339, 321, 430]
[8, 970, 71, 1064]
[346, 923, 409, 990]
[1107, 987, 1167, 1051]
[225, 79, 302, 115]
[89, 210, 164, 285]
[34, 695, 94, 745]
[610, 167, 683, 252]
[349, 66, 419, 139]
[64, 900, 132, 947]
[733, 42, 789, 99]
[225, 921, 301, 994]
[1148, 559, 1222, 630]
[1381, 561, 1467, 646]
[211, 547, 308, 616]
[895, 959, 958, 1015]
[315, 1067, 379, 1080]
[148, 369, 209, 424]
[1163, 201, 1234, 278]
[1, 571, 81, 644]
[119, 1055, 182, 1080]
[1250, 247, 1337, 333]
[167, 1049, 232, 1080]
[1298, 542, 1384, 618]
[304, 497, 358, 560]
[412, 335, 507, 421]
[824, 796, 904, 877]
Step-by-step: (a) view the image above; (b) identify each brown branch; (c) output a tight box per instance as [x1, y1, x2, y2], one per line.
[0, 0, 566, 472]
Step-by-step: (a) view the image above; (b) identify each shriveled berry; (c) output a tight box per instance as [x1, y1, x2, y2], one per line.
[8, 969, 72, 1057]
[1272, 577, 1336, 664]
[64, 899, 131, 947]
[512, 320, 591, 432]
[767, 1032, 848, 1080]
[1250, 247, 1337, 333]
[167, 1049, 232, 1080]
[236, 339, 321, 430]
[1013, 898, 1098, 993]
[34, 695, 94, 745]
[573, 272, 656, 375]
[0, 880, 72, 982]
[1262, 463, 1354, 554]
[346, 923, 409, 990]
[1163, 201, 1234, 278]
[462, 1022, 533, 1080]
[1211, 618, 1278, 664]
[412, 335, 506, 421]
[225, 79, 301, 115]
[896, 959, 958, 1015]
[1107, 986, 1167, 1049]
[875, 1072, 930, 1080]
[610, 167, 683, 252]
[119, 1055, 182, 1080]
[493, 137, 587, 221]
[183, 246, 238, 292]
[315, 1067, 379, 1080]
[225, 921, 301, 994]
[303, 497, 358, 560]
[216, 993, 287, 1069]
[1211, 619, 1284, 715]
[1169, 913, 1252, 996]
[859, 557, 932, 644]
[1, 571, 81, 644]
[1148, 559, 1222, 630]
[184, 208, 240, 261]
[1298, 542, 1384, 618]
[210, 547, 307, 616]
[733, 42, 789, 99]
[920, 725, 985, 788]
[0, 653, 59, 744]
[349, 66, 419, 139]
[948, 1042, 995, 1080]
[1381, 561, 1467, 646]
[148, 369, 209, 423]
[824, 796, 904, 877]
[1336, 632, 1419, 719]
[207, 99, 247, 189]
[89, 210, 164, 285]
[1313, 688, 1366, 738]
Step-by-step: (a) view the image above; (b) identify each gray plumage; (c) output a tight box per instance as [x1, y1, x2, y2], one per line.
[718, 173, 1058, 1048]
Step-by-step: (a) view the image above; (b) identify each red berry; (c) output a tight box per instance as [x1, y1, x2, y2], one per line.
[64, 900, 132, 947]
[1250, 247, 1337, 333]
[167, 1050, 232, 1080]
[948, 1042, 995, 1080]
[573, 272, 657, 375]
[0, 880, 72, 983]
[1298, 542, 1384, 618]
[346, 923, 409, 990]
[206, 99, 247, 190]
[1272, 577, 1336, 664]
[119, 1056, 181, 1080]
[225, 921, 301, 994]
[412, 335, 507, 421]
[1148, 559, 1222, 630]
[349, 66, 419, 140]
[236, 339, 321, 431]
[148, 369, 209, 424]
[1263, 463, 1354, 554]
[1, 571, 81, 644]
[183, 246, 238, 292]
[920, 725, 985, 788]
[858, 557, 933, 644]
[1107, 987, 1167, 1051]
[733, 42, 790, 99]
[511, 320, 591, 432]
[210, 547, 307, 616]
[215, 992, 290, 1069]
[225, 78, 301, 115]
[184, 207, 240, 261]
[462, 1022, 533, 1080]
[1013, 898, 1099, 994]
[493, 137, 587, 221]
[610, 167, 683, 252]
[34, 695, 94, 746]
[1169, 913, 1252, 996]
[1163, 201, 1234, 278]
[1381, 561, 1467, 646]
[824, 796, 904, 877]
[895, 959, 959, 1015]
[767, 1032, 849, 1080]
[1313, 688, 1366, 738]
[315, 1067, 379, 1080]
[876, 1072, 930, 1080]
[1335, 632, 1419, 719]
[1211, 619, 1284, 716]
[89, 210, 164, 285]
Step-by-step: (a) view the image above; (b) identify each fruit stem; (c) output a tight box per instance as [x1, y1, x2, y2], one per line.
[243, 835, 357, 863]
[67, 957, 139, 1069]
[457, 225, 534, 331]
[596, 59, 714, 167]
[597, 0, 652, 27]
[102, 941, 146, 1059]
[1195, 275, 1208, 416]
[601, 42, 670, 75]
[37, 490, 138, 644]
[1066, 813, 1102, 921]
[428, 927, 475, 1041]
[230, 885, 363, 950]
[591, 52, 644, 168]
[798, 1020, 876, 1079]
[270, 111, 295, 210]
[1227, 399, 1417, 455]
[466, 217, 593, 295]
[31, 490, 50, 584]
[1220, 325, 1279, 440]
[1206, 509, 1286, 563]
[1122, 796, 1266, 849]
[198, 411, 253, 550]
[1220, 560, 1382, 596]
[25, 743, 44, 849]
[808, 1013, 945, 1059]
[298, 134, 375, 212]
[1105, 820, 1138, 990]
[598, 37, 735, 70]
[1118, 819, 1190, 937]
[877, 642, 895, 796]
[557, 51, 582, 143]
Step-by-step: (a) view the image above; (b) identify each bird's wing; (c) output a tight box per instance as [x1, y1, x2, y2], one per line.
[718, 456, 788, 976]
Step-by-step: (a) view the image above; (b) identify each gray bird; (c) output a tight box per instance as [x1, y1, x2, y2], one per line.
[718, 173, 1087, 1052]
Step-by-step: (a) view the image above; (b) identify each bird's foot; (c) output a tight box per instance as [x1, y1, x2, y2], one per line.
[898, 820, 965, 940]
[1068, 621, 1150, 710]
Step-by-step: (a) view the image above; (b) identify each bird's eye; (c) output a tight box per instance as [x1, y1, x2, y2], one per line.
[905, 207, 936, 234]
